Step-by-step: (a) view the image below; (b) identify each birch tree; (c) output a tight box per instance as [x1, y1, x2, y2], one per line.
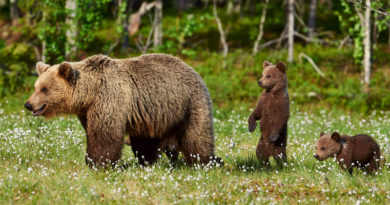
[10, 0, 21, 24]
[213, 0, 228, 57]
[287, 0, 294, 62]
[253, 0, 269, 55]
[307, 0, 317, 40]
[153, 0, 163, 47]
[362, 0, 371, 87]
[65, 0, 77, 59]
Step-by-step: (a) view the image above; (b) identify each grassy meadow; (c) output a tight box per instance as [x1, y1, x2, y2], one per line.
[2, 0, 390, 204]
[0, 95, 389, 204]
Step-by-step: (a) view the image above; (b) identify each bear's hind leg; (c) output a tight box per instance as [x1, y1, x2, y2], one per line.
[130, 137, 160, 166]
[159, 135, 180, 163]
[273, 143, 287, 167]
[256, 138, 270, 166]
[365, 153, 380, 174]
[165, 150, 179, 163]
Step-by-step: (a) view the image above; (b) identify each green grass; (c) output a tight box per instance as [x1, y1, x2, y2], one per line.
[0, 99, 389, 204]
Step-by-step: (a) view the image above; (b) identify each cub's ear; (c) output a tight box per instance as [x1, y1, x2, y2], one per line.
[36, 62, 50, 76]
[276, 61, 286, 73]
[320, 132, 326, 137]
[331, 131, 341, 142]
[263, 60, 272, 68]
[58, 62, 78, 84]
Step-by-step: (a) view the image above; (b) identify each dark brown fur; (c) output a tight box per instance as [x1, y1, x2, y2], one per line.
[314, 132, 381, 174]
[248, 61, 290, 166]
[26, 54, 216, 168]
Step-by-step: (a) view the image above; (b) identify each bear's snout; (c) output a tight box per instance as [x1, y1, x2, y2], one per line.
[257, 80, 262, 86]
[24, 102, 33, 111]
[313, 154, 319, 160]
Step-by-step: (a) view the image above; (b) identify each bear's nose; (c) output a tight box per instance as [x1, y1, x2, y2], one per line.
[258, 80, 262, 86]
[24, 102, 33, 111]
[313, 154, 319, 159]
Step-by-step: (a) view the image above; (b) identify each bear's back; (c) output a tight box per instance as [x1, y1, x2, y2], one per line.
[348, 134, 380, 162]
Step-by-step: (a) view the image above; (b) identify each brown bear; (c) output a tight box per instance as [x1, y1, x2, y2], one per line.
[25, 54, 216, 167]
[248, 61, 289, 166]
[314, 132, 381, 174]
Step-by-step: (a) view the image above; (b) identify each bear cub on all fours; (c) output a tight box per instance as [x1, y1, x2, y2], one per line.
[248, 60, 290, 166]
[314, 132, 381, 174]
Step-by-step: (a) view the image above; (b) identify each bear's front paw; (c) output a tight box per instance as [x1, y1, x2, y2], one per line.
[248, 121, 257, 132]
[268, 135, 279, 142]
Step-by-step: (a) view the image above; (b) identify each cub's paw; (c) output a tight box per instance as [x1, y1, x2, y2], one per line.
[248, 121, 257, 132]
[268, 135, 279, 142]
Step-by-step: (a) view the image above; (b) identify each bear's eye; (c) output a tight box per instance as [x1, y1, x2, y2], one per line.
[321, 147, 325, 151]
[266, 75, 271, 79]
[41, 87, 48, 93]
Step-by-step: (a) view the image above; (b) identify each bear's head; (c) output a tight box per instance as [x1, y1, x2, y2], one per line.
[314, 132, 342, 161]
[258, 61, 287, 93]
[25, 62, 78, 118]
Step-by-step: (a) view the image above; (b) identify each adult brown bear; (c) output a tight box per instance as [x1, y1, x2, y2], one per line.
[25, 54, 216, 168]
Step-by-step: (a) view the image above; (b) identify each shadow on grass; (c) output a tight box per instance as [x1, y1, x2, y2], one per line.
[230, 154, 281, 173]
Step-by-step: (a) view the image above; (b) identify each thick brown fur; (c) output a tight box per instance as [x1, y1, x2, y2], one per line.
[248, 61, 290, 166]
[314, 132, 381, 174]
[26, 54, 216, 168]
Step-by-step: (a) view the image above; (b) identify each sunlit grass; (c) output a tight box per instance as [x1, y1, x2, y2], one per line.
[0, 101, 389, 204]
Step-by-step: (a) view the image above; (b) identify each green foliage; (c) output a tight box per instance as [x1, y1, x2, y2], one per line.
[0, 43, 35, 97]
[75, 0, 111, 51]
[115, 0, 127, 35]
[335, 1, 364, 64]
[335, 1, 390, 65]
[37, 0, 66, 63]
[162, 13, 213, 57]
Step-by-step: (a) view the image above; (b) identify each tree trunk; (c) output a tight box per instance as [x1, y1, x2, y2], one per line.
[363, 0, 371, 88]
[253, 0, 269, 55]
[153, 0, 163, 47]
[307, 0, 316, 39]
[213, 0, 228, 57]
[121, 0, 133, 50]
[234, 0, 241, 14]
[287, 0, 294, 63]
[388, 26, 390, 48]
[65, 0, 77, 60]
[42, 41, 46, 63]
[227, 0, 233, 14]
[10, 0, 21, 24]
[0, 0, 6, 7]
[372, 15, 378, 46]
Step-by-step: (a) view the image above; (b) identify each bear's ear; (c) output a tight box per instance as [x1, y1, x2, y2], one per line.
[276, 61, 286, 73]
[320, 132, 326, 137]
[263, 60, 272, 68]
[58, 62, 78, 84]
[331, 131, 341, 142]
[36, 62, 50, 76]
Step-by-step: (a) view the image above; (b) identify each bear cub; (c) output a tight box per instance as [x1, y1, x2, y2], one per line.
[314, 132, 381, 174]
[248, 60, 290, 166]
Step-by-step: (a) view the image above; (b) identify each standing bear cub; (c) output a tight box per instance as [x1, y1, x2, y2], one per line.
[25, 54, 217, 168]
[314, 132, 381, 174]
[248, 61, 290, 166]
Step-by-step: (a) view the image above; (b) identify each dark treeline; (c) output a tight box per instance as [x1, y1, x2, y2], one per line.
[1, 0, 390, 111]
